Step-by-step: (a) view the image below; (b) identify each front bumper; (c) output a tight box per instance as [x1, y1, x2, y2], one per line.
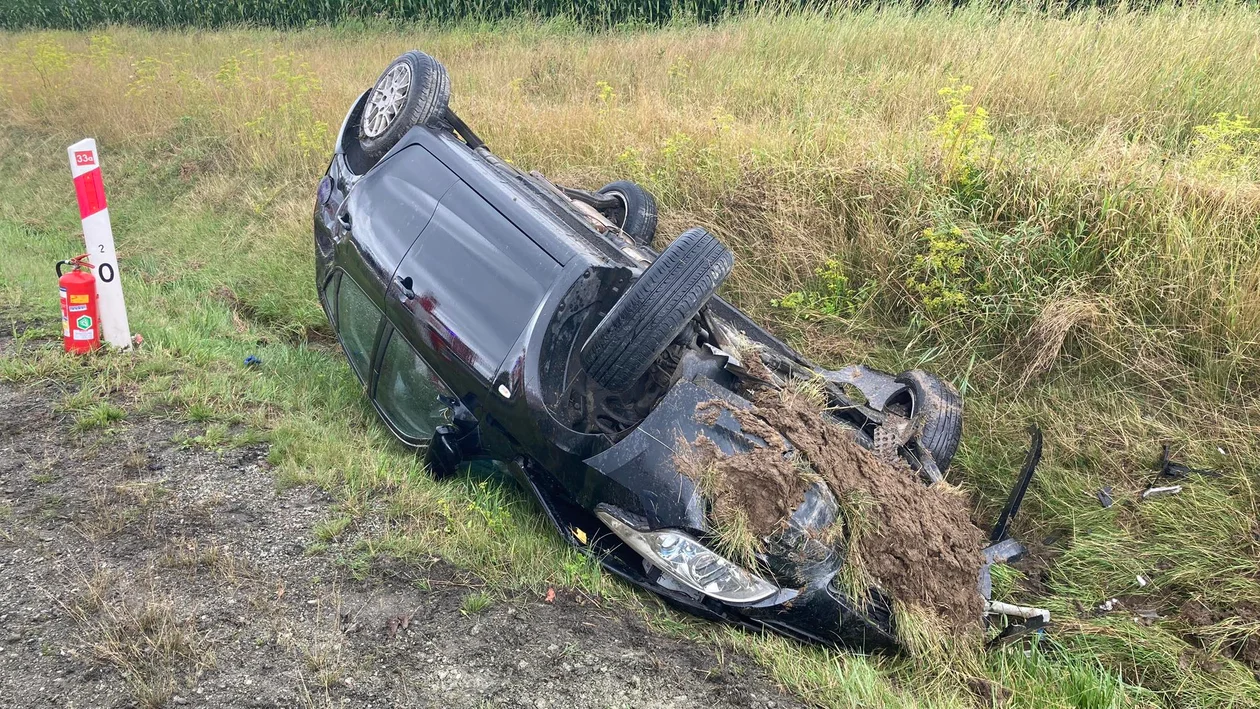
[593, 505, 899, 651]
[512, 375, 902, 652]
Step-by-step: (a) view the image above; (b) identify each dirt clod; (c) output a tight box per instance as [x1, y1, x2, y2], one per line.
[1179, 599, 1260, 676]
[687, 390, 985, 632]
[967, 677, 1013, 708]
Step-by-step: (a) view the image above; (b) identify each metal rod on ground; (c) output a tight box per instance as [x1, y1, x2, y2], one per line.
[989, 425, 1043, 544]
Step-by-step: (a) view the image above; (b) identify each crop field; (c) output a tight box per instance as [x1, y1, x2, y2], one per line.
[2, 4, 1259, 707]
[7, 0, 746, 29]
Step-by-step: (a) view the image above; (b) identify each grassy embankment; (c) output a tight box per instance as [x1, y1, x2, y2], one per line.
[2, 5, 1259, 707]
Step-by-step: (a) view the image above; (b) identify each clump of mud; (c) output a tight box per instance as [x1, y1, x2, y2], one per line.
[683, 389, 984, 632]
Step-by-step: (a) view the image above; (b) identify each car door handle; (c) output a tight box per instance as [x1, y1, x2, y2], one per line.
[395, 276, 415, 300]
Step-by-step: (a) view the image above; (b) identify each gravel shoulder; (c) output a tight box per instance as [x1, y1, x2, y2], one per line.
[0, 378, 800, 709]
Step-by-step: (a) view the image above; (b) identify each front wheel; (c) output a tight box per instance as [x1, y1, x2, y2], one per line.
[581, 228, 733, 391]
[358, 50, 451, 160]
[895, 369, 963, 472]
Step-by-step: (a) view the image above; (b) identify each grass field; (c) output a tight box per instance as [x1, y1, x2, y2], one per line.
[2, 4, 1260, 707]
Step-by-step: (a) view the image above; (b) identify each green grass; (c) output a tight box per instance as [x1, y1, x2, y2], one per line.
[73, 401, 127, 431]
[2, 5, 1259, 707]
[311, 515, 353, 542]
[460, 591, 494, 616]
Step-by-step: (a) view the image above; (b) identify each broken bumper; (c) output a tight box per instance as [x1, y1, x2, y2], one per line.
[595, 514, 900, 651]
[569, 377, 901, 651]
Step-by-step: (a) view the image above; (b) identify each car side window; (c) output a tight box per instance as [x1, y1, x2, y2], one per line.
[376, 331, 453, 443]
[334, 274, 381, 382]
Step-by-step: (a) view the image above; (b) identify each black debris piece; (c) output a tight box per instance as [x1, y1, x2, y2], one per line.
[1097, 486, 1113, 508]
[987, 615, 1049, 650]
[989, 425, 1043, 544]
[1157, 444, 1219, 480]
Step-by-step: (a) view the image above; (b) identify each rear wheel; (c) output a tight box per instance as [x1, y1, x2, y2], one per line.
[895, 370, 963, 472]
[582, 228, 733, 391]
[597, 181, 658, 247]
[359, 50, 450, 160]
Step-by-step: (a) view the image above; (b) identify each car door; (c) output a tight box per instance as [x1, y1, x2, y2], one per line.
[384, 180, 560, 387]
[326, 269, 455, 446]
[336, 145, 459, 304]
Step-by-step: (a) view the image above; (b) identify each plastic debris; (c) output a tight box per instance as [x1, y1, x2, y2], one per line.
[1142, 485, 1182, 499]
[1098, 598, 1120, 612]
[985, 601, 1052, 651]
[978, 538, 1027, 599]
[244, 354, 262, 367]
[987, 614, 1049, 650]
[986, 600, 1050, 624]
[1136, 574, 1149, 588]
[1097, 486, 1113, 508]
[1158, 444, 1218, 480]
[131, 333, 144, 348]
[989, 425, 1042, 544]
[983, 538, 1027, 565]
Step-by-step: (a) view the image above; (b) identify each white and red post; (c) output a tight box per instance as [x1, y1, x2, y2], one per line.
[67, 138, 131, 350]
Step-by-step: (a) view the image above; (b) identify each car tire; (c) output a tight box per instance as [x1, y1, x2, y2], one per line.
[359, 50, 451, 161]
[597, 181, 658, 247]
[895, 369, 963, 472]
[582, 227, 734, 391]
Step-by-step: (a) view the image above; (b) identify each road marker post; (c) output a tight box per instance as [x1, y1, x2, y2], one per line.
[67, 138, 131, 350]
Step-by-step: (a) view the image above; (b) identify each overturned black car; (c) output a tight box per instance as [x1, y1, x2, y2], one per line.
[314, 51, 981, 651]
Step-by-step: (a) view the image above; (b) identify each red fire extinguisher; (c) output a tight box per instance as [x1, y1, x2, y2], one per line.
[57, 254, 100, 354]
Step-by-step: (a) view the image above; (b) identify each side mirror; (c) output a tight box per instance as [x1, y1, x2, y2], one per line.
[427, 425, 463, 477]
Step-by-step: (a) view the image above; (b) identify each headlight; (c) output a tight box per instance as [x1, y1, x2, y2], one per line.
[595, 506, 778, 604]
[317, 175, 334, 205]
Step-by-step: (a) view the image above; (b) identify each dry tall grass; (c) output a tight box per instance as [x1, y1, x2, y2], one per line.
[3, 5, 1260, 389]
[7, 5, 1260, 395]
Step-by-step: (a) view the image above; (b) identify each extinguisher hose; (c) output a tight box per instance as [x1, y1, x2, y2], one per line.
[56, 255, 93, 277]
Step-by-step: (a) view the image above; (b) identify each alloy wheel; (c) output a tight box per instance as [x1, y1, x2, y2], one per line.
[362, 62, 412, 138]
